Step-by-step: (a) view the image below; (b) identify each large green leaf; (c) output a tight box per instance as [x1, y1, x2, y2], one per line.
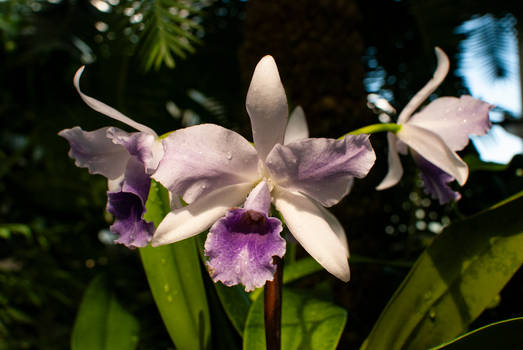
[243, 288, 347, 350]
[71, 275, 139, 350]
[363, 192, 523, 350]
[432, 317, 523, 349]
[140, 180, 211, 349]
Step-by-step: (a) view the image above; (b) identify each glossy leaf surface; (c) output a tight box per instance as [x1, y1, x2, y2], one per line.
[363, 192, 523, 350]
[71, 275, 139, 350]
[243, 288, 347, 350]
[140, 180, 211, 349]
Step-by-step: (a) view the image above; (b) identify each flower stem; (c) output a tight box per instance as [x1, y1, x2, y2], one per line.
[340, 123, 401, 139]
[264, 256, 283, 350]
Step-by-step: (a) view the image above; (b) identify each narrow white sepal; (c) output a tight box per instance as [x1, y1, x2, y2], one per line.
[284, 106, 309, 144]
[74, 66, 158, 137]
[397, 47, 450, 124]
[376, 132, 404, 190]
[246, 56, 288, 161]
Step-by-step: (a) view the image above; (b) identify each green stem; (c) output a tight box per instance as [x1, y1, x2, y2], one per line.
[340, 123, 401, 139]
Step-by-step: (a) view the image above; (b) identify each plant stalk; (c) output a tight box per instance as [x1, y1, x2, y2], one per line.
[264, 256, 283, 350]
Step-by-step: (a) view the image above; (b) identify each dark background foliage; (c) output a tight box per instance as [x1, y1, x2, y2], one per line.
[0, 0, 522, 348]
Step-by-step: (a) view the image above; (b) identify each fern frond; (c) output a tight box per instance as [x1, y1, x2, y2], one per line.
[139, 0, 203, 71]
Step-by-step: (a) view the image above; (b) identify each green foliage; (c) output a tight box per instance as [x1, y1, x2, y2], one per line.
[71, 274, 139, 350]
[243, 288, 347, 350]
[139, 0, 202, 71]
[140, 180, 211, 349]
[363, 192, 523, 350]
[431, 317, 523, 350]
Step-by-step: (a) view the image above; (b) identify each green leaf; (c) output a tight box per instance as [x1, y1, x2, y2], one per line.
[140, 180, 211, 349]
[214, 283, 251, 336]
[249, 257, 324, 301]
[0, 223, 31, 239]
[71, 275, 139, 350]
[431, 317, 523, 349]
[243, 288, 347, 350]
[362, 192, 523, 350]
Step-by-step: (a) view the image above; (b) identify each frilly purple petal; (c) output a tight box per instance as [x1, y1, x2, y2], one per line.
[204, 208, 285, 292]
[107, 157, 153, 247]
[413, 152, 461, 205]
[108, 191, 154, 248]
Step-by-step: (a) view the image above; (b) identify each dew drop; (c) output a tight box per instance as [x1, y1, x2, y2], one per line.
[429, 309, 436, 320]
[226, 152, 232, 160]
[167, 295, 173, 303]
[164, 284, 170, 292]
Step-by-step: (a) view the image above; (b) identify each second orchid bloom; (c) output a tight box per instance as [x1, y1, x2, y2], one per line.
[376, 48, 492, 204]
[151, 56, 376, 290]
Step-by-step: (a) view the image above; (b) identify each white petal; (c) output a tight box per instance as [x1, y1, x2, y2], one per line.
[246, 56, 288, 161]
[152, 183, 253, 246]
[152, 124, 260, 204]
[398, 124, 468, 185]
[58, 126, 130, 180]
[273, 188, 350, 282]
[284, 106, 309, 144]
[243, 180, 271, 215]
[407, 95, 492, 151]
[376, 132, 404, 190]
[74, 66, 157, 137]
[316, 205, 349, 255]
[397, 47, 449, 124]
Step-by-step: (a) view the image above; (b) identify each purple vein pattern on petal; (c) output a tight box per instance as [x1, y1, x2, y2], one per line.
[107, 127, 163, 174]
[412, 152, 461, 204]
[152, 124, 260, 204]
[246, 56, 288, 161]
[107, 158, 153, 248]
[408, 95, 492, 151]
[204, 208, 285, 292]
[58, 126, 130, 180]
[107, 192, 154, 248]
[266, 134, 376, 207]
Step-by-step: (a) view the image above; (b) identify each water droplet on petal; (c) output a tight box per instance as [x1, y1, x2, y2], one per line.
[226, 152, 232, 160]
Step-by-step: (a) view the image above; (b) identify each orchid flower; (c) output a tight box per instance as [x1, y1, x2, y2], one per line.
[152, 56, 376, 288]
[376, 48, 492, 204]
[59, 67, 164, 247]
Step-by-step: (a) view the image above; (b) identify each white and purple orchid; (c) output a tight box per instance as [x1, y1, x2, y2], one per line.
[151, 56, 376, 290]
[59, 67, 163, 248]
[376, 48, 493, 204]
